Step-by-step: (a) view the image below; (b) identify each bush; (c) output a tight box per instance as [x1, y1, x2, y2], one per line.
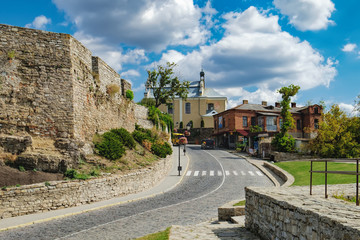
[106, 84, 120, 97]
[126, 90, 134, 100]
[110, 128, 136, 149]
[64, 169, 78, 179]
[151, 142, 173, 158]
[272, 133, 296, 152]
[95, 132, 125, 160]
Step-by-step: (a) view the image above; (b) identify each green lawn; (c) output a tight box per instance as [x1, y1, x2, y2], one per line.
[136, 227, 170, 240]
[274, 161, 359, 186]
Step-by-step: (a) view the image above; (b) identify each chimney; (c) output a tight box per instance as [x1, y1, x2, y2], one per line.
[275, 102, 280, 108]
[243, 100, 248, 104]
[291, 102, 296, 108]
[261, 101, 267, 106]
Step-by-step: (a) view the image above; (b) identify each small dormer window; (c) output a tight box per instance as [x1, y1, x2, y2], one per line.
[314, 107, 319, 114]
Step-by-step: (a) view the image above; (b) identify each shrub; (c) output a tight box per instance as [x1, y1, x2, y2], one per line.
[106, 84, 120, 97]
[126, 90, 134, 100]
[64, 169, 78, 179]
[179, 121, 183, 129]
[90, 169, 100, 177]
[272, 133, 296, 152]
[110, 128, 136, 149]
[151, 142, 173, 158]
[19, 166, 25, 172]
[95, 132, 125, 160]
[45, 181, 51, 186]
[132, 129, 153, 143]
[142, 139, 152, 152]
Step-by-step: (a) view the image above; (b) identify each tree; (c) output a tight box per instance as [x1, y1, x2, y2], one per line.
[272, 84, 300, 152]
[146, 62, 190, 108]
[308, 104, 360, 158]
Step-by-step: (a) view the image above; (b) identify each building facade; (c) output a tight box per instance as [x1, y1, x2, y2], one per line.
[213, 100, 322, 153]
[144, 70, 227, 130]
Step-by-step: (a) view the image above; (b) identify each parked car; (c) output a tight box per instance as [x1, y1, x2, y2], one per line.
[201, 139, 215, 149]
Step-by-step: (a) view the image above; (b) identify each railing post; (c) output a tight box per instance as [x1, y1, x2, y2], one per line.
[357, 159, 359, 206]
[325, 161, 328, 198]
[310, 161, 313, 195]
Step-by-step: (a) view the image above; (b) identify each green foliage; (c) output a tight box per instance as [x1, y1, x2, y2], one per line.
[132, 127, 153, 144]
[64, 169, 90, 180]
[7, 50, 15, 59]
[94, 132, 126, 160]
[200, 119, 204, 128]
[138, 98, 156, 107]
[250, 125, 262, 133]
[135, 227, 171, 240]
[18, 166, 25, 172]
[126, 90, 134, 100]
[45, 181, 50, 187]
[272, 133, 296, 152]
[233, 200, 246, 206]
[148, 106, 173, 131]
[110, 128, 136, 149]
[272, 84, 300, 152]
[146, 62, 190, 107]
[151, 142, 173, 158]
[179, 121, 183, 129]
[90, 169, 100, 177]
[308, 104, 360, 158]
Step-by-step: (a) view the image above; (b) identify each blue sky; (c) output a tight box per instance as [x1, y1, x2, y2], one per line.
[1, 0, 359, 113]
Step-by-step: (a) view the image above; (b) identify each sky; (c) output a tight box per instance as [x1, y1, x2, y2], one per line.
[1, 0, 359, 114]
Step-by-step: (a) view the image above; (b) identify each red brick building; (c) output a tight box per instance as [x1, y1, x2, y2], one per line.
[213, 100, 322, 152]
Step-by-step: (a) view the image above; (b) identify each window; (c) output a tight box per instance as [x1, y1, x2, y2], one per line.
[314, 107, 319, 114]
[258, 116, 264, 130]
[207, 103, 214, 113]
[296, 119, 301, 130]
[314, 119, 319, 129]
[251, 117, 256, 126]
[218, 116, 223, 128]
[243, 116, 248, 127]
[266, 116, 277, 131]
[185, 102, 191, 114]
[167, 103, 173, 114]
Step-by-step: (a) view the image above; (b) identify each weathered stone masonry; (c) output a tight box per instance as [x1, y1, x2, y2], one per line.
[245, 186, 360, 240]
[0, 24, 152, 170]
[0, 154, 172, 219]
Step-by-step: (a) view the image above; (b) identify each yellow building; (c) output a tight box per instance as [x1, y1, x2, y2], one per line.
[144, 70, 227, 129]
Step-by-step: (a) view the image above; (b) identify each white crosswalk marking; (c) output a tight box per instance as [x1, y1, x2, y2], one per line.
[241, 171, 246, 176]
[233, 171, 238, 176]
[210, 171, 214, 176]
[248, 171, 255, 176]
[218, 171, 223, 176]
[256, 171, 264, 176]
[186, 171, 192, 176]
[225, 171, 230, 176]
[202, 171, 207, 176]
[194, 171, 199, 176]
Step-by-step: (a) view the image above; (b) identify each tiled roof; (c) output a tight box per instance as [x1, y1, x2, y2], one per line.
[232, 103, 307, 114]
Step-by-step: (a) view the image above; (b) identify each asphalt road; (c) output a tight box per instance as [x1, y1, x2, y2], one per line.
[0, 146, 273, 240]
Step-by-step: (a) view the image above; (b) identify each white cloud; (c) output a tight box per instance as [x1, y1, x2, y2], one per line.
[342, 43, 357, 52]
[157, 7, 337, 93]
[338, 103, 358, 116]
[25, 15, 52, 30]
[273, 0, 335, 31]
[74, 32, 148, 72]
[121, 70, 140, 78]
[53, 0, 211, 52]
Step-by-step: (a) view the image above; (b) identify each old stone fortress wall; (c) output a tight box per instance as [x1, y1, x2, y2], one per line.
[0, 24, 154, 168]
[0, 24, 167, 219]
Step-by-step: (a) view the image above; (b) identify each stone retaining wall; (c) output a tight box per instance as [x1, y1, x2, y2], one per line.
[245, 185, 360, 240]
[0, 154, 172, 219]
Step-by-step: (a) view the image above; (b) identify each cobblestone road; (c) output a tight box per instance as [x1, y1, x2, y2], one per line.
[0, 146, 273, 240]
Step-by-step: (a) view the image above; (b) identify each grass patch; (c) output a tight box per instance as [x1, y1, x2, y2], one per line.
[136, 227, 170, 240]
[274, 161, 359, 186]
[333, 193, 357, 204]
[233, 200, 246, 206]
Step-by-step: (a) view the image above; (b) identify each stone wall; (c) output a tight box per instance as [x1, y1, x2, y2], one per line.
[271, 151, 316, 162]
[0, 24, 74, 138]
[0, 154, 172, 219]
[245, 186, 360, 240]
[0, 24, 140, 162]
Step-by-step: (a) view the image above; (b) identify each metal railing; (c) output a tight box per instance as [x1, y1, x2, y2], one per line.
[309, 159, 359, 206]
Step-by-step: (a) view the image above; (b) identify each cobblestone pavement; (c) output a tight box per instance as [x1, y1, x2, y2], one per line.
[170, 217, 260, 240]
[0, 146, 273, 240]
